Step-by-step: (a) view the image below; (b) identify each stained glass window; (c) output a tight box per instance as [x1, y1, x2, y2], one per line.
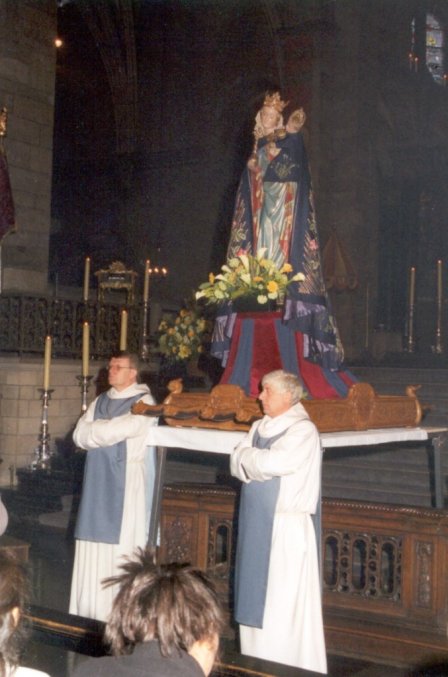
[426, 13, 444, 84]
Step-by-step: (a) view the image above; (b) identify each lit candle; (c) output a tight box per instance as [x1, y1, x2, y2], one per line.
[43, 335, 52, 390]
[414, 56, 419, 73]
[409, 266, 416, 307]
[408, 52, 413, 71]
[365, 283, 370, 350]
[143, 259, 150, 304]
[83, 257, 90, 302]
[82, 321, 90, 377]
[437, 259, 442, 305]
[120, 309, 128, 350]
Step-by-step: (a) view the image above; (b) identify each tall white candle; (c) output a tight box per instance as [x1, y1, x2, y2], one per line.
[82, 321, 90, 377]
[83, 257, 91, 302]
[120, 309, 128, 350]
[409, 266, 416, 307]
[143, 259, 150, 303]
[365, 283, 370, 350]
[43, 335, 52, 390]
[437, 259, 442, 305]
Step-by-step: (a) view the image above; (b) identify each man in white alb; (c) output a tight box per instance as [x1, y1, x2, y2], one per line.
[69, 351, 157, 621]
[231, 369, 327, 673]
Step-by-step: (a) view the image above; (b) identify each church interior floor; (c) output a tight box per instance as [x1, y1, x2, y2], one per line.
[15, 536, 447, 677]
[21, 638, 433, 677]
[7, 502, 448, 676]
[17, 529, 420, 677]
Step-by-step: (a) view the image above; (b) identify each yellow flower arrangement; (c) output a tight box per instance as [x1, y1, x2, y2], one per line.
[195, 248, 304, 308]
[158, 308, 211, 364]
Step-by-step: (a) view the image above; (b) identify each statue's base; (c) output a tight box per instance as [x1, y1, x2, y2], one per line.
[219, 311, 354, 398]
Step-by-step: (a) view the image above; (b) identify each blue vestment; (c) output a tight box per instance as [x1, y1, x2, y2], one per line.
[234, 425, 294, 628]
[74, 391, 144, 544]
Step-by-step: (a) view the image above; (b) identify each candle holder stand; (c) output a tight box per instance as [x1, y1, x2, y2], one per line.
[77, 375, 94, 413]
[82, 299, 90, 323]
[32, 388, 54, 470]
[140, 300, 150, 362]
[433, 302, 443, 354]
[406, 303, 415, 353]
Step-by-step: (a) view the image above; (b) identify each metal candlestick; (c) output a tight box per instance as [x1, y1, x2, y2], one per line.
[406, 302, 415, 353]
[77, 375, 94, 413]
[433, 299, 443, 354]
[32, 388, 54, 470]
[140, 300, 150, 362]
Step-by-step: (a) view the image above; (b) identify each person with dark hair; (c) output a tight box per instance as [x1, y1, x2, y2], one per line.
[231, 369, 327, 673]
[69, 352, 158, 622]
[73, 548, 223, 677]
[0, 550, 49, 677]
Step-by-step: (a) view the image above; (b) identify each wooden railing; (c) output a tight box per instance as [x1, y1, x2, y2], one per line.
[160, 485, 448, 667]
[323, 499, 448, 665]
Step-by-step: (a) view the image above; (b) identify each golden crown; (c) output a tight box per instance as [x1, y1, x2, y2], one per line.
[263, 91, 288, 112]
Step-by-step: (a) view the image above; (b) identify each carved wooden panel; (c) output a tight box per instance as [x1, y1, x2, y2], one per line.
[415, 540, 433, 609]
[160, 486, 448, 665]
[159, 513, 197, 565]
[324, 530, 402, 601]
[133, 381, 422, 432]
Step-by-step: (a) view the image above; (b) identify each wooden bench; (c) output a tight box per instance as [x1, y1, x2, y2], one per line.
[0, 534, 30, 561]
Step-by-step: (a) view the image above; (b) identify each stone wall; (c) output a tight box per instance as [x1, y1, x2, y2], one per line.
[0, 357, 93, 486]
[0, 0, 56, 294]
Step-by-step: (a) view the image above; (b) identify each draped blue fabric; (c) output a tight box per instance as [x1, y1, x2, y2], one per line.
[220, 313, 353, 399]
[223, 318, 253, 394]
[234, 426, 293, 628]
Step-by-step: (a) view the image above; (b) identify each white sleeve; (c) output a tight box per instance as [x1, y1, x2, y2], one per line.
[230, 420, 319, 483]
[230, 424, 258, 483]
[73, 393, 157, 450]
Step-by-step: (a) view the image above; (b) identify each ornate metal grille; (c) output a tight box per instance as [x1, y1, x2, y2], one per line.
[0, 294, 142, 359]
[324, 529, 402, 601]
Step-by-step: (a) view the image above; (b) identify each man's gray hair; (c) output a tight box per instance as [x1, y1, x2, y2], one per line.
[261, 370, 303, 405]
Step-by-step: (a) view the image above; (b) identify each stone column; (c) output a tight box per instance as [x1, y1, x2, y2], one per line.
[0, 0, 56, 294]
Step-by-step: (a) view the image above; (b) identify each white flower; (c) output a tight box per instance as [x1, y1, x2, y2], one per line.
[257, 295, 268, 304]
[255, 247, 268, 260]
[291, 272, 305, 282]
[239, 254, 249, 270]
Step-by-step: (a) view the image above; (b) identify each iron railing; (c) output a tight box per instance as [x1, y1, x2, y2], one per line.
[0, 294, 145, 359]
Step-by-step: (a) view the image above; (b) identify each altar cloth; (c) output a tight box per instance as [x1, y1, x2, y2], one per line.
[144, 425, 447, 546]
[146, 425, 430, 454]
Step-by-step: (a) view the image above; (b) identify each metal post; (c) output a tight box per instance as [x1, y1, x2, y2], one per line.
[147, 446, 167, 552]
[32, 388, 54, 470]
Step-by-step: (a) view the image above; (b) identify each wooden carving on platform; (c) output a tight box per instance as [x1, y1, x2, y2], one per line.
[132, 380, 423, 433]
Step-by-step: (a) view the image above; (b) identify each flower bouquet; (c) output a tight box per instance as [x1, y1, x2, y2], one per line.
[157, 307, 211, 364]
[195, 248, 304, 311]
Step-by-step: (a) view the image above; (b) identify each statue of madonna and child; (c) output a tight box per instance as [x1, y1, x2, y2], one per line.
[211, 91, 355, 398]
